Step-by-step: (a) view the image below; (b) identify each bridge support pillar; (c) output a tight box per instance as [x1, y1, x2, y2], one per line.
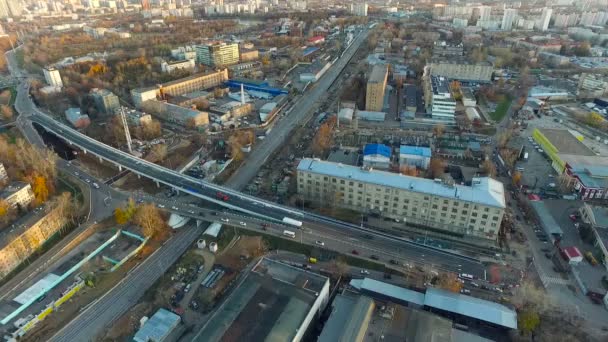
[156, 181, 160, 188]
[196, 220, 201, 227]
[118, 165, 122, 172]
[83, 149, 87, 154]
[173, 188, 179, 195]
[98, 156, 103, 163]
[137, 174, 141, 179]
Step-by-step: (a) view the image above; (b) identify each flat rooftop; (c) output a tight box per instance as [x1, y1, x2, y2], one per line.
[538, 129, 595, 156]
[369, 64, 388, 83]
[194, 258, 328, 342]
[298, 159, 505, 208]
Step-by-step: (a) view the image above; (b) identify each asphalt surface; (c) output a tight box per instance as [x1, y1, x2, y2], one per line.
[225, 28, 370, 190]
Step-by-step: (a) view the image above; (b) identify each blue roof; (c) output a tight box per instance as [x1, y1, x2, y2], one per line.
[399, 145, 432, 157]
[298, 159, 505, 208]
[424, 287, 517, 329]
[133, 308, 181, 342]
[363, 144, 391, 157]
[302, 46, 319, 56]
[349, 278, 425, 305]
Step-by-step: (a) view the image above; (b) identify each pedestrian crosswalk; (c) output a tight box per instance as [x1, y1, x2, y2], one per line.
[540, 274, 570, 286]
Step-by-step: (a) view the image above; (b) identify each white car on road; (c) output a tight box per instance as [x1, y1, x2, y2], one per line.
[360, 269, 370, 275]
[239, 222, 247, 226]
[221, 218, 229, 222]
[315, 240, 325, 246]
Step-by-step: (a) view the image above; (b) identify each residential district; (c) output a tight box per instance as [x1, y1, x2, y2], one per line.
[0, 0, 608, 341]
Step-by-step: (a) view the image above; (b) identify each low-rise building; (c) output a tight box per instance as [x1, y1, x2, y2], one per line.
[239, 48, 259, 62]
[297, 158, 505, 240]
[362, 144, 391, 170]
[64, 108, 90, 129]
[193, 258, 330, 342]
[404, 85, 417, 112]
[299, 60, 331, 83]
[227, 61, 262, 78]
[578, 73, 608, 98]
[0, 182, 34, 209]
[259, 102, 277, 122]
[461, 88, 477, 107]
[131, 69, 229, 108]
[141, 100, 209, 127]
[528, 86, 571, 100]
[399, 145, 432, 170]
[209, 101, 253, 120]
[160, 59, 195, 73]
[580, 204, 608, 269]
[432, 41, 464, 57]
[133, 308, 181, 342]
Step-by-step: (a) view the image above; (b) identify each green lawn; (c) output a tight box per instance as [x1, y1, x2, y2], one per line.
[489, 97, 513, 121]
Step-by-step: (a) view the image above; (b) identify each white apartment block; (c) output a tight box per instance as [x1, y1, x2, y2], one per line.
[43, 66, 63, 88]
[536, 7, 552, 32]
[297, 159, 506, 240]
[351, 2, 368, 16]
[501, 9, 517, 30]
[478, 6, 491, 21]
[161, 59, 195, 73]
[196, 42, 240, 67]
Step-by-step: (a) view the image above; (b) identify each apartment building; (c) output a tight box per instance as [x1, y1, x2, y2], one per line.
[0, 205, 68, 279]
[90, 88, 120, 114]
[0, 182, 34, 209]
[351, 2, 368, 16]
[160, 59, 195, 73]
[297, 159, 506, 240]
[196, 42, 240, 67]
[365, 65, 388, 112]
[432, 42, 464, 57]
[501, 9, 517, 30]
[0, 162, 7, 183]
[429, 58, 493, 83]
[131, 69, 229, 108]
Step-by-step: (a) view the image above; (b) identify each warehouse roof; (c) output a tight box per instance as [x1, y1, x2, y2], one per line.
[363, 144, 391, 158]
[529, 201, 564, 238]
[349, 278, 426, 305]
[298, 159, 505, 208]
[537, 129, 594, 156]
[400, 145, 432, 157]
[424, 288, 517, 329]
[133, 308, 181, 342]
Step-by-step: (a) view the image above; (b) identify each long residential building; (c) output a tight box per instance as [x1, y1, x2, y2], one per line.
[196, 42, 240, 67]
[428, 58, 493, 83]
[297, 158, 506, 240]
[131, 69, 229, 108]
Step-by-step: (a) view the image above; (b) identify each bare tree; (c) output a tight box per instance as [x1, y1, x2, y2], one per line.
[481, 159, 497, 177]
[149, 143, 168, 162]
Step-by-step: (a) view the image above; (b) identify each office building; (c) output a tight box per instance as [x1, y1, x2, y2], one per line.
[196, 42, 240, 67]
[192, 258, 330, 342]
[297, 158, 506, 240]
[0, 182, 34, 209]
[428, 57, 493, 82]
[365, 65, 388, 112]
[478, 5, 491, 21]
[537, 7, 552, 31]
[432, 42, 464, 57]
[90, 88, 120, 114]
[43, 66, 63, 88]
[501, 9, 517, 30]
[399, 145, 432, 170]
[424, 75, 456, 122]
[351, 2, 368, 16]
[239, 48, 259, 62]
[577, 73, 608, 98]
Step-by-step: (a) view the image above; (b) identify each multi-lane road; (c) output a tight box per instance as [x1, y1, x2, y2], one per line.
[224, 28, 369, 190]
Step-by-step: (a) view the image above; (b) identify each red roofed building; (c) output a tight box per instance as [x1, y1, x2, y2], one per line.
[308, 36, 325, 45]
[561, 246, 583, 264]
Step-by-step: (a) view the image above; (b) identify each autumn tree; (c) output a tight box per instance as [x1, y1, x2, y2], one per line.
[106, 114, 126, 146]
[311, 116, 336, 157]
[512, 171, 522, 186]
[0, 105, 13, 120]
[0, 90, 11, 105]
[133, 203, 167, 239]
[437, 273, 463, 293]
[30, 175, 50, 204]
[149, 143, 168, 162]
[432, 124, 445, 138]
[518, 308, 540, 335]
[213, 87, 224, 98]
[0, 199, 13, 225]
[114, 198, 137, 224]
[399, 164, 418, 176]
[481, 159, 497, 178]
[428, 158, 446, 179]
[54, 192, 78, 225]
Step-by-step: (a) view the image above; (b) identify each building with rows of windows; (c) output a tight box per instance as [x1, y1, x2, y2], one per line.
[297, 158, 506, 241]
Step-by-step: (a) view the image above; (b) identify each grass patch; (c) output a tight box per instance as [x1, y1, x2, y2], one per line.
[342, 255, 386, 272]
[489, 96, 512, 121]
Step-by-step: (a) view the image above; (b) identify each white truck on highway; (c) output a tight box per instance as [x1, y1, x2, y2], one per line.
[282, 217, 303, 227]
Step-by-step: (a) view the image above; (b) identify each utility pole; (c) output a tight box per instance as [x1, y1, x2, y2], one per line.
[119, 107, 133, 153]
